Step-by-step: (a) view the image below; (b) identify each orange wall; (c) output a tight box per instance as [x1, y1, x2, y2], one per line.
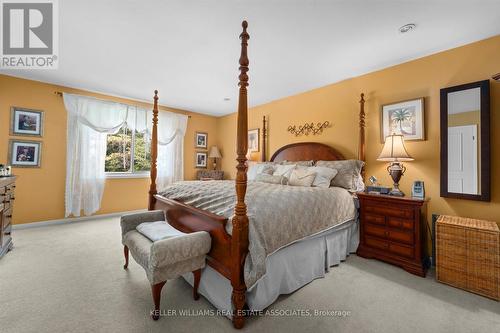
[0, 75, 217, 224]
[217, 35, 500, 229]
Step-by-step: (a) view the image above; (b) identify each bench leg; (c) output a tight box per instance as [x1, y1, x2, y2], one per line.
[192, 269, 201, 300]
[123, 246, 129, 269]
[151, 281, 166, 320]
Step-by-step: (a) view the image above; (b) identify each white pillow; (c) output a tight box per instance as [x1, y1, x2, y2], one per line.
[254, 173, 288, 185]
[248, 163, 274, 181]
[308, 166, 339, 188]
[272, 164, 296, 179]
[288, 168, 317, 187]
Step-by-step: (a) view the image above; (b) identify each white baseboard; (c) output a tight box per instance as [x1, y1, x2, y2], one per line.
[12, 209, 147, 230]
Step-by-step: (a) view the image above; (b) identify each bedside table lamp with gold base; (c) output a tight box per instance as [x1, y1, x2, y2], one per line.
[377, 134, 413, 197]
[208, 146, 222, 170]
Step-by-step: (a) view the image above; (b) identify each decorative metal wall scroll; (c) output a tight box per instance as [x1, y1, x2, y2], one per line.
[287, 121, 331, 136]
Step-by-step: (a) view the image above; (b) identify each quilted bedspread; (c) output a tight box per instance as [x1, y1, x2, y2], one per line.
[159, 180, 356, 287]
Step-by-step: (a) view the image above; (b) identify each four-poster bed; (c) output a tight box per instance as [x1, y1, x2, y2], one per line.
[147, 21, 366, 329]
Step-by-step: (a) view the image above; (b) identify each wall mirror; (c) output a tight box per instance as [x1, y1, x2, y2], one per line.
[440, 80, 490, 201]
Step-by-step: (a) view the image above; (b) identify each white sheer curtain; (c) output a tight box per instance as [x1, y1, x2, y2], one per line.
[63, 93, 188, 217]
[63, 93, 129, 217]
[128, 106, 188, 189]
[153, 111, 188, 190]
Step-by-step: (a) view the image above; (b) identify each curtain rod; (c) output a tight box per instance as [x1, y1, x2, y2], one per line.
[54, 91, 192, 118]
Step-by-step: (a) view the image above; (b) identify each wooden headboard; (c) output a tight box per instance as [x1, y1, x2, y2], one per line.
[270, 142, 345, 163]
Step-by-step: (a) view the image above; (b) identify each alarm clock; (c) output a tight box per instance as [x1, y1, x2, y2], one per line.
[412, 181, 425, 199]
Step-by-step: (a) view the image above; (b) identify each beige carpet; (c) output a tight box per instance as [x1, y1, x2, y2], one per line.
[1, 217, 499, 333]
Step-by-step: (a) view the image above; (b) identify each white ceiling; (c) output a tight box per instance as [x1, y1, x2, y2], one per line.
[2, 0, 499, 116]
[448, 87, 481, 114]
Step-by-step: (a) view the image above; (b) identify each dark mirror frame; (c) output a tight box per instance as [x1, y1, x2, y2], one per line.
[440, 79, 490, 201]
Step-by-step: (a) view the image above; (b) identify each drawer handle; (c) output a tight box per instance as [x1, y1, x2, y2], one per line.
[6, 215, 12, 218]
[384, 231, 389, 236]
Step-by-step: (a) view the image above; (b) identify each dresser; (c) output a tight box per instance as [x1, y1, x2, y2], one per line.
[356, 192, 427, 277]
[196, 170, 224, 180]
[0, 176, 16, 259]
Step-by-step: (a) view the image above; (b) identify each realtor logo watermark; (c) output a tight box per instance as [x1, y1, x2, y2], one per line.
[0, 0, 58, 69]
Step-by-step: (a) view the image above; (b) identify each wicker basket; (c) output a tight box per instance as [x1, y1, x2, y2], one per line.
[436, 215, 499, 301]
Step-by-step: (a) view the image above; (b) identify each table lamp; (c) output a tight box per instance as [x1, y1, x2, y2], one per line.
[208, 146, 222, 170]
[377, 134, 414, 196]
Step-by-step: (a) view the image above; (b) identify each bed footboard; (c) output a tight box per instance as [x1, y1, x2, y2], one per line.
[153, 195, 233, 279]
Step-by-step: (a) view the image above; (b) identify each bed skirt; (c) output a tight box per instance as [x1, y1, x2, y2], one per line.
[182, 218, 359, 313]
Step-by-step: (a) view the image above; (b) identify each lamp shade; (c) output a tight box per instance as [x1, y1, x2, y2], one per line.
[208, 146, 222, 158]
[377, 134, 414, 162]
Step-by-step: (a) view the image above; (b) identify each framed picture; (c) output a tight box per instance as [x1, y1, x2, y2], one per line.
[10, 107, 44, 137]
[8, 140, 42, 168]
[195, 151, 208, 168]
[248, 128, 259, 152]
[381, 98, 425, 142]
[195, 132, 208, 149]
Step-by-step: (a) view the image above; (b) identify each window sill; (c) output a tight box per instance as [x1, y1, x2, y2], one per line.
[105, 172, 150, 179]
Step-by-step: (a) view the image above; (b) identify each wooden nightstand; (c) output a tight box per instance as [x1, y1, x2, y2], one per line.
[356, 192, 428, 277]
[196, 170, 224, 180]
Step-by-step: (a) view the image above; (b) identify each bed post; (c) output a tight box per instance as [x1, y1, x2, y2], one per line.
[231, 20, 250, 329]
[261, 116, 267, 162]
[148, 90, 159, 210]
[358, 93, 366, 180]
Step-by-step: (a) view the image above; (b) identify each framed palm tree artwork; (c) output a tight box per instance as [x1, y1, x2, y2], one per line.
[381, 97, 425, 142]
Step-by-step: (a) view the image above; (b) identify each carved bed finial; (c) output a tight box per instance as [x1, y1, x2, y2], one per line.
[262, 116, 267, 161]
[231, 20, 250, 329]
[359, 93, 366, 180]
[149, 90, 159, 210]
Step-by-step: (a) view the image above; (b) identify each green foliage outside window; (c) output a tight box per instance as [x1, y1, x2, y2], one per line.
[105, 126, 151, 173]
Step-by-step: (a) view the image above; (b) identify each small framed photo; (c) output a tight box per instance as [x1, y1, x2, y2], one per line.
[11, 107, 44, 137]
[248, 128, 259, 152]
[195, 151, 207, 168]
[8, 140, 42, 168]
[381, 98, 424, 142]
[195, 132, 208, 149]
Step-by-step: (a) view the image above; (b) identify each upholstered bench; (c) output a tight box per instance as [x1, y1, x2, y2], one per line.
[120, 210, 211, 320]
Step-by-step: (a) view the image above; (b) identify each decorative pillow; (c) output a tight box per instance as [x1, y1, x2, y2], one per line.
[315, 160, 365, 191]
[272, 164, 296, 179]
[288, 168, 317, 187]
[307, 166, 339, 188]
[247, 162, 275, 181]
[280, 160, 314, 167]
[254, 173, 288, 185]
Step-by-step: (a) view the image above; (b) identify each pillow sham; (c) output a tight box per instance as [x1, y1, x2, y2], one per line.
[272, 164, 296, 179]
[288, 168, 317, 187]
[307, 166, 338, 188]
[254, 173, 288, 185]
[280, 160, 314, 167]
[247, 162, 275, 181]
[315, 160, 364, 191]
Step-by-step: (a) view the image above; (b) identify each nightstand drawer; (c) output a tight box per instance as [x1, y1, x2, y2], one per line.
[387, 217, 414, 230]
[365, 224, 413, 245]
[365, 235, 389, 251]
[364, 204, 414, 219]
[389, 243, 414, 259]
[364, 213, 385, 226]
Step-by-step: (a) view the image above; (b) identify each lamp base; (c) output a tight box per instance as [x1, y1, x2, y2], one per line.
[387, 162, 407, 197]
[390, 188, 405, 197]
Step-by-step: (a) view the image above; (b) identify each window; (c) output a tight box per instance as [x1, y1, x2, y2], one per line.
[105, 121, 151, 177]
